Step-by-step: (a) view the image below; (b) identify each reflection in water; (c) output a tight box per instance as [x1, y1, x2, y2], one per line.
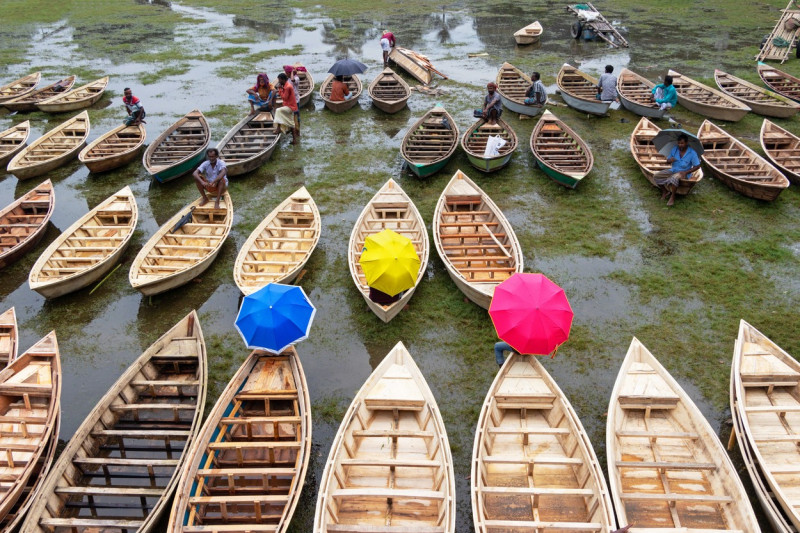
[233, 15, 292, 41]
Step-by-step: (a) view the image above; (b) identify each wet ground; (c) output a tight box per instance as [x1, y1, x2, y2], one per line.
[2, 0, 800, 530]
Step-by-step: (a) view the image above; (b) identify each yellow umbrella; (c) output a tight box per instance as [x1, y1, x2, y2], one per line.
[359, 229, 420, 297]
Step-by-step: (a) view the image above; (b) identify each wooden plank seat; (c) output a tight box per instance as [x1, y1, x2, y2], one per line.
[55, 486, 164, 497]
[331, 488, 445, 500]
[187, 494, 288, 505]
[616, 430, 699, 439]
[73, 457, 180, 467]
[196, 467, 296, 477]
[482, 455, 583, 466]
[487, 426, 570, 436]
[480, 486, 594, 497]
[182, 526, 279, 533]
[618, 492, 733, 503]
[39, 518, 145, 529]
[480, 520, 602, 531]
[616, 460, 717, 470]
[352, 428, 434, 439]
[326, 526, 445, 533]
[207, 441, 301, 450]
[91, 429, 190, 438]
[340, 458, 440, 468]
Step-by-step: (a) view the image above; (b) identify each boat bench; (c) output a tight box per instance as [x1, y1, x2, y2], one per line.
[326, 526, 445, 533]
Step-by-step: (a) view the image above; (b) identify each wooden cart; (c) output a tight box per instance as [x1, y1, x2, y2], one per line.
[756, 0, 800, 63]
[566, 2, 628, 48]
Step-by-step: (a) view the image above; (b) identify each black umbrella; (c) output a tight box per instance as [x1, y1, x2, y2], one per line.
[328, 59, 368, 76]
[171, 206, 195, 233]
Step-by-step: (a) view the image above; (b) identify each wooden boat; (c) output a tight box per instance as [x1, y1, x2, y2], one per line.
[0, 120, 31, 169]
[557, 63, 611, 115]
[130, 193, 233, 296]
[217, 111, 280, 176]
[472, 352, 616, 532]
[143, 109, 209, 183]
[0, 72, 41, 104]
[513, 21, 542, 44]
[368, 67, 411, 113]
[319, 74, 362, 113]
[496, 62, 544, 117]
[630, 117, 704, 195]
[36, 76, 109, 113]
[668, 69, 751, 121]
[168, 346, 310, 533]
[20, 311, 206, 533]
[388, 46, 442, 85]
[617, 68, 666, 118]
[698, 119, 789, 201]
[78, 123, 146, 173]
[0, 180, 55, 269]
[7, 111, 89, 180]
[234, 187, 321, 295]
[460, 117, 518, 173]
[714, 69, 800, 118]
[607, 337, 760, 532]
[530, 110, 593, 188]
[314, 342, 455, 533]
[28, 186, 137, 299]
[400, 105, 459, 178]
[0, 308, 17, 368]
[347, 179, 428, 323]
[433, 170, 523, 309]
[761, 118, 800, 184]
[758, 62, 800, 103]
[275, 69, 314, 108]
[3, 76, 76, 112]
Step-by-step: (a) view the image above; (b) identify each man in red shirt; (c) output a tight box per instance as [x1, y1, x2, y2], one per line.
[274, 72, 300, 144]
[381, 30, 396, 67]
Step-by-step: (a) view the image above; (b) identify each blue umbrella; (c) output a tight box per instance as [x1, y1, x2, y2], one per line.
[328, 59, 368, 76]
[235, 283, 316, 354]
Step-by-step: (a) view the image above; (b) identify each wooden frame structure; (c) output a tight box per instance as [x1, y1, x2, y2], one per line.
[461, 117, 518, 173]
[616, 68, 666, 118]
[530, 110, 593, 189]
[556, 64, 611, 115]
[368, 68, 411, 114]
[79, 124, 146, 173]
[630, 117, 704, 195]
[7, 111, 89, 180]
[755, 0, 800, 63]
[565, 2, 628, 48]
[320, 75, 362, 113]
[761, 118, 800, 184]
[217, 111, 281, 176]
[714, 69, 800, 118]
[0, 73, 41, 104]
[0, 121, 31, 169]
[668, 69, 751, 122]
[495, 63, 544, 117]
[0, 180, 55, 269]
[36, 76, 109, 113]
[143, 109, 210, 183]
[3, 76, 76, 112]
[400, 105, 459, 178]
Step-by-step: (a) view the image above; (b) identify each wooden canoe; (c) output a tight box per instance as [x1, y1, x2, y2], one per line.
[0, 308, 17, 368]
[28, 185, 137, 299]
[461, 117, 518, 173]
[0, 73, 41, 104]
[217, 111, 280, 176]
[3, 76, 76, 112]
[557, 63, 611, 115]
[78, 123, 146, 173]
[698, 119, 789, 201]
[400, 104, 459, 178]
[617, 68, 666, 118]
[496, 62, 544, 117]
[36, 76, 109, 113]
[607, 337, 760, 532]
[168, 346, 310, 533]
[234, 186, 321, 295]
[760, 118, 800, 184]
[433, 170, 523, 309]
[0, 120, 31, 169]
[714, 69, 800, 118]
[320, 74, 362, 113]
[130, 193, 233, 296]
[20, 311, 207, 533]
[514, 21, 542, 44]
[531, 110, 593, 188]
[143, 109, 209, 183]
[368, 67, 411, 113]
[388, 46, 439, 85]
[472, 352, 617, 532]
[630, 117, 704, 195]
[275, 69, 314, 108]
[668, 69, 751, 121]
[0, 180, 55, 269]
[347, 179, 428, 323]
[7, 111, 89, 180]
[757, 62, 800, 103]
[314, 341, 455, 533]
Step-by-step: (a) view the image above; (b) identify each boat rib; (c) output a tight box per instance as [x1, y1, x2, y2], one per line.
[0, 180, 55, 269]
[496, 62, 544, 117]
[531, 110, 593, 188]
[617, 68, 666, 118]
[668, 69, 751, 121]
[461, 117, 518, 173]
[217, 111, 281, 176]
[28, 185, 138, 299]
[714, 69, 800, 118]
[7, 110, 90, 180]
[514, 21, 542, 44]
[347, 179, 428, 323]
[79, 123, 146, 173]
[314, 341, 455, 533]
[0, 308, 17, 368]
[3, 76, 76, 112]
[630, 116, 704, 195]
[400, 105, 459, 178]
[607, 337, 760, 532]
[319, 74, 362, 113]
[557, 63, 611, 115]
[143, 109, 210, 183]
[0, 73, 41, 104]
[36, 76, 109, 113]
[20, 311, 207, 533]
[758, 62, 800, 103]
[760, 118, 800, 184]
[234, 186, 321, 295]
[168, 346, 310, 533]
[0, 121, 31, 169]
[368, 67, 411, 113]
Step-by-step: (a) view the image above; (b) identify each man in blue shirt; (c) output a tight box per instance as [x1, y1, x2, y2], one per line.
[653, 133, 701, 206]
[651, 75, 678, 111]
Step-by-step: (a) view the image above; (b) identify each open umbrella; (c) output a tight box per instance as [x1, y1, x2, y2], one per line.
[328, 59, 368, 76]
[235, 283, 315, 354]
[488, 273, 574, 356]
[653, 128, 704, 158]
[359, 229, 419, 297]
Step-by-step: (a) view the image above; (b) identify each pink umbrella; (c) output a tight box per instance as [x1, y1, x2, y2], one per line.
[488, 273, 574, 356]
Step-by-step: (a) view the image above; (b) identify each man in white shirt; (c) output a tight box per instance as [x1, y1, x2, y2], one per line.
[193, 148, 228, 209]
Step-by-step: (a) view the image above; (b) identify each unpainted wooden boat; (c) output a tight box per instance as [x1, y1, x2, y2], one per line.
[668, 69, 751, 121]
[36, 76, 109, 113]
[514, 21, 542, 44]
[433, 170, 523, 309]
[760, 118, 800, 184]
[168, 346, 310, 533]
[0, 73, 41, 104]
[20, 311, 206, 533]
[607, 337, 760, 532]
[348, 179, 428, 323]
[3, 76, 76, 112]
[630, 116, 704, 195]
[0, 308, 17, 369]
[319, 74, 362, 113]
[388, 46, 440, 85]
[758, 62, 800, 103]
[368, 67, 411, 113]
[617, 68, 666, 118]
[143, 109, 210, 183]
[130, 193, 233, 296]
[217, 111, 281, 176]
[714, 69, 800, 118]
[7, 111, 89, 180]
[495, 62, 544, 117]
[698, 119, 789, 201]
[29, 186, 137, 299]
[400, 105, 459, 178]
[234, 186, 321, 295]
[314, 341, 455, 533]
[530, 110, 593, 188]
[472, 352, 617, 532]
[0, 120, 31, 169]
[0, 180, 55, 269]
[79, 123, 146, 173]
[461, 117, 518, 173]
[557, 63, 611, 115]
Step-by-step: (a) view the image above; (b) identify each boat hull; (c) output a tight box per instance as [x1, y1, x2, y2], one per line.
[560, 90, 611, 115]
[226, 143, 278, 176]
[619, 95, 667, 118]
[10, 143, 85, 180]
[535, 157, 581, 188]
[514, 34, 540, 44]
[324, 97, 359, 113]
[467, 152, 512, 173]
[407, 156, 451, 178]
[85, 145, 143, 173]
[678, 97, 750, 121]
[498, 93, 543, 116]
[152, 150, 206, 183]
[36, 92, 104, 113]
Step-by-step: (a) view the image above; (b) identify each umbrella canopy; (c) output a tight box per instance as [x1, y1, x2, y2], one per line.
[328, 59, 368, 76]
[235, 283, 315, 354]
[489, 273, 574, 356]
[653, 128, 704, 158]
[359, 229, 420, 297]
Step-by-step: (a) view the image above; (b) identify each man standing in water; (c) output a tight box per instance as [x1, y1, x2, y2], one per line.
[193, 148, 228, 209]
[381, 30, 396, 67]
[122, 87, 145, 126]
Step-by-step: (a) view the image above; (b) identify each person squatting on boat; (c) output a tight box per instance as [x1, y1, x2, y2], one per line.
[380, 30, 396, 67]
[481, 82, 502, 125]
[652, 75, 678, 111]
[653, 133, 701, 207]
[596, 64, 618, 102]
[122, 87, 145, 126]
[246, 73, 275, 114]
[194, 148, 228, 209]
[525, 71, 547, 107]
[274, 72, 300, 144]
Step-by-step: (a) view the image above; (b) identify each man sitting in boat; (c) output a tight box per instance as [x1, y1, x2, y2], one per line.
[651, 75, 677, 111]
[481, 82, 502, 125]
[494, 341, 516, 367]
[381, 30, 396, 67]
[246, 73, 275, 114]
[369, 287, 401, 305]
[330, 75, 352, 102]
[122, 87, 145, 126]
[193, 148, 228, 209]
[596, 65, 618, 102]
[653, 133, 701, 207]
[524, 72, 547, 107]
